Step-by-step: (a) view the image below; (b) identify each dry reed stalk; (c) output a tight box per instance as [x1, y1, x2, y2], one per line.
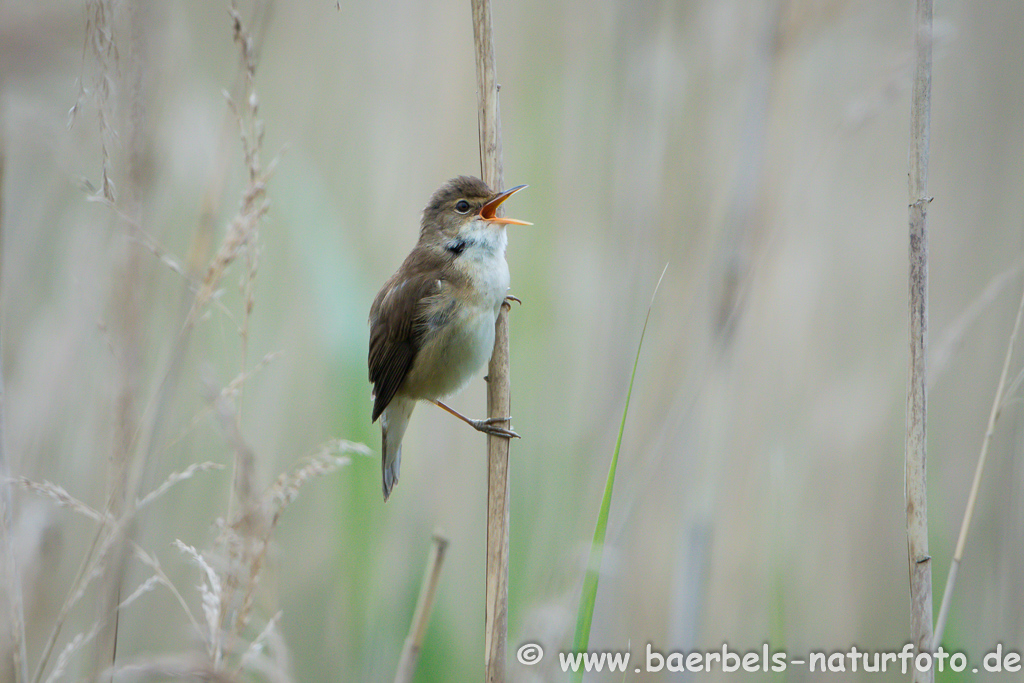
[31, 3, 279, 679]
[230, 440, 359, 636]
[90, 2, 151, 677]
[152, 4, 276, 498]
[932, 279, 1024, 648]
[10, 460, 223, 535]
[23, 460, 234, 683]
[9, 3, 315, 681]
[194, 3, 280, 664]
[393, 532, 450, 683]
[471, 1, 513, 680]
[905, 0, 934, 677]
[31, 3, 143, 679]
[225, 0, 264, 529]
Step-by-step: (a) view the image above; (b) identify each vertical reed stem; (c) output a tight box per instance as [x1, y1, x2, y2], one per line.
[471, 1, 512, 680]
[905, 0, 934, 677]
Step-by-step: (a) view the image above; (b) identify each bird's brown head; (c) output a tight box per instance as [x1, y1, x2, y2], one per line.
[419, 176, 529, 248]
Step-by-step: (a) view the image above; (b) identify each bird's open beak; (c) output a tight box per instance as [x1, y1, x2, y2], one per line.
[479, 185, 532, 225]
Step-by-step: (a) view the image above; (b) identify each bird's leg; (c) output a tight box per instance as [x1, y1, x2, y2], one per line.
[430, 400, 520, 439]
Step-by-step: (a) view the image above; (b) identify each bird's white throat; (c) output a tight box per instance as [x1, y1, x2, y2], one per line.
[457, 221, 510, 312]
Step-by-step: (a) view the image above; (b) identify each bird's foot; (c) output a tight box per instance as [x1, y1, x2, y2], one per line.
[503, 294, 522, 309]
[431, 399, 521, 439]
[468, 415, 520, 440]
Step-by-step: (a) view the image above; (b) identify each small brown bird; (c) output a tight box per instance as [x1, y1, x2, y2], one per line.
[368, 176, 529, 501]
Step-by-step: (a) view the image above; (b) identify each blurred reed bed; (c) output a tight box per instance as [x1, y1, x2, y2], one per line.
[1, 1, 1023, 682]
[3, 2, 363, 681]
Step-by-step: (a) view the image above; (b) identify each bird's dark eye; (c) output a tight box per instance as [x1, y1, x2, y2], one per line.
[454, 199, 472, 214]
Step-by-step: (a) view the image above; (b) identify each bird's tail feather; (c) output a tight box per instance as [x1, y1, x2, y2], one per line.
[381, 397, 414, 502]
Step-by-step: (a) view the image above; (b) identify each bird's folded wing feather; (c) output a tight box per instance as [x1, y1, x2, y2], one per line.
[368, 270, 442, 422]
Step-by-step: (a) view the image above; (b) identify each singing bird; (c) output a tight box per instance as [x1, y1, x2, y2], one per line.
[368, 176, 529, 501]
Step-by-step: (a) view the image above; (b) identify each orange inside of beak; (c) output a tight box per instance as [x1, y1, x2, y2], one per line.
[479, 185, 532, 225]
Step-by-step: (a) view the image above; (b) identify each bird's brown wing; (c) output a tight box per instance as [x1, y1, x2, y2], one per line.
[368, 269, 441, 422]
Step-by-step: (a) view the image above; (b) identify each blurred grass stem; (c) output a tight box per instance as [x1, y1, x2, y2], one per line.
[932, 278, 1024, 648]
[571, 265, 664, 682]
[905, 0, 934, 674]
[393, 532, 450, 683]
[0, 126, 30, 683]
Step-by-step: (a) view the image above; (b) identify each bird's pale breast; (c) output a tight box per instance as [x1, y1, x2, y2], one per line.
[402, 232, 509, 400]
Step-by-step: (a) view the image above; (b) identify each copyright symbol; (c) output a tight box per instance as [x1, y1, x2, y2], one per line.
[516, 642, 544, 665]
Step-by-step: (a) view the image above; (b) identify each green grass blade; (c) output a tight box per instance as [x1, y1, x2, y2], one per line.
[570, 264, 667, 680]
